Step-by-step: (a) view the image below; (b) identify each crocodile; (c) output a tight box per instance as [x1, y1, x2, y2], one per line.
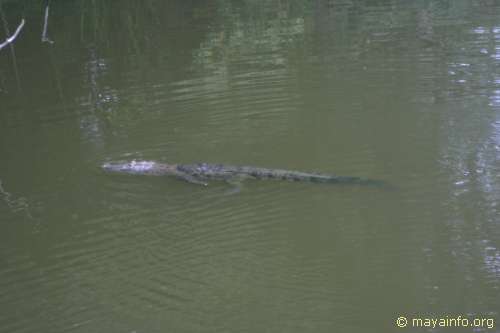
[101, 160, 387, 187]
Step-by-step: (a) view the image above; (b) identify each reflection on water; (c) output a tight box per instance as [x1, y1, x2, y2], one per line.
[1, 0, 500, 332]
[0, 179, 32, 219]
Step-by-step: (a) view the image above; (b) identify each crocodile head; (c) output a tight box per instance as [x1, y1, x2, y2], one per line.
[102, 160, 158, 175]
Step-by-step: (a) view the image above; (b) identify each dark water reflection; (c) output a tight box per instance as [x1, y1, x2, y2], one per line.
[1, 0, 499, 332]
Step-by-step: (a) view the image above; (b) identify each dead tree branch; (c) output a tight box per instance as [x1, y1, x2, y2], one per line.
[0, 18, 25, 51]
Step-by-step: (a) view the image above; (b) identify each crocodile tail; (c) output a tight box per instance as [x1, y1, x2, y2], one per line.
[322, 175, 389, 187]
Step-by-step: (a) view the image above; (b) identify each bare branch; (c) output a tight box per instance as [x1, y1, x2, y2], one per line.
[42, 5, 54, 44]
[0, 18, 25, 51]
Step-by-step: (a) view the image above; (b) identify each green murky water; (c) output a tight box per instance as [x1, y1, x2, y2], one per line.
[1, 1, 499, 332]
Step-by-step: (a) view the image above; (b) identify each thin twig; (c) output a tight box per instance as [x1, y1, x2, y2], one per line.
[0, 18, 24, 50]
[0, 7, 22, 91]
[41, 3, 54, 44]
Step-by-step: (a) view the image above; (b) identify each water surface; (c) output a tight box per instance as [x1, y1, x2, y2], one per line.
[1, 1, 499, 332]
